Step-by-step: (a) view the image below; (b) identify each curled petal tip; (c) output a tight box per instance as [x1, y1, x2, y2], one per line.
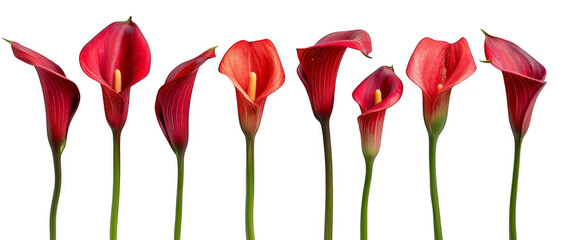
[2, 38, 11, 44]
[481, 29, 490, 36]
[480, 59, 492, 63]
[124, 16, 132, 23]
[362, 52, 372, 59]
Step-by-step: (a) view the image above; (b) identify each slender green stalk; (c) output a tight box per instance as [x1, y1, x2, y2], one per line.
[319, 119, 333, 240]
[245, 136, 255, 240]
[50, 149, 62, 240]
[509, 137, 523, 240]
[110, 130, 121, 240]
[429, 135, 443, 240]
[174, 151, 185, 240]
[360, 159, 374, 240]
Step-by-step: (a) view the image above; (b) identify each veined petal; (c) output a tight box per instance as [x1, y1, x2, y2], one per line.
[406, 37, 476, 96]
[353, 66, 402, 159]
[8, 41, 80, 150]
[219, 39, 285, 137]
[483, 32, 546, 139]
[156, 47, 216, 154]
[297, 30, 372, 120]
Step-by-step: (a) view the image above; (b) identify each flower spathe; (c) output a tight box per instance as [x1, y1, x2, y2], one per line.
[483, 30, 546, 140]
[79, 17, 151, 132]
[353, 66, 403, 160]
[406, 37, 476, 137]
[156, 47, 216, 155]
[6, 40, 80, 151]
[297, 30, 372, 121]
[219, 39, 285, 137]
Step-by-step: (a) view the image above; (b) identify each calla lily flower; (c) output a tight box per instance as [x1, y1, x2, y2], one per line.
[482, 30, 546, 240]
[219, 39, 284, 240]
[297, 30, 372, 121]
[297, 30, 372, 240]
[406, 37, 476, 137]
[155, 47, 216, 240]
[7, 40, 80, 151]
[352, 66, 402, 240]
[406, 37, 476, 240]
[353, 66, 403, 160]
[156, 47, 216, 155]
[219, 39, 285, 138]
[6, 39, 80, 240]
[79, 17, 150, 240]
[483, 31, 546, 140]
[79, 17, 151, 132]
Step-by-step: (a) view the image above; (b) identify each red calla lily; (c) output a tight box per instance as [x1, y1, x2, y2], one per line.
[155, 47, 216, 240]
[7, 40, 80, 151]
[6, 39, 80, 240]
[483, 31, 546, 140]
[353, 66, 403, 159]
[297, 30, 372, 121]
[406, 37, 476, 137]
[219, 39, 285, 137]
[156, 47, 216, 155]
[79, 17, 151, 132]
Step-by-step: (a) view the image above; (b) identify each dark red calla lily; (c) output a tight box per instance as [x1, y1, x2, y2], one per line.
[156, 47, 216, 155]
[79, 17, 151, 132]
[483, 31, 546, 140]
[353, 66, 403, 159]
[297, 30, 372, 121]
[219, 39, 285, 137]
[406, 37, 476, 137]
[7, 40, 80, 151]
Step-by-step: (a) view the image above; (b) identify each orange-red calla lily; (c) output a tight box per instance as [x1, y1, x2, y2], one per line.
[219, 39, 285, 137]
[79, 17, 151, 132]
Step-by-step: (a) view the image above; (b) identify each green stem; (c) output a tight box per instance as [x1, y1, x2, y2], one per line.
[110, 130, 121, 240]
[320, 119, 333, 240]
[429, 135, 443, 240]
[49, 149, 62, 240]
[174, 151, 185, 240]
[360, 159, 374, 240]
[245, 136, 255, 240]
[509, 137, 523, 240]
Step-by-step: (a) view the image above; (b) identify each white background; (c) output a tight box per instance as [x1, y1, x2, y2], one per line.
[0, 0, 559, 239]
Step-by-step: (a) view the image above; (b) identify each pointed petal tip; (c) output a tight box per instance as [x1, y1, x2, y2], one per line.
[2, 38, 12, 44]
[362, 52, 372, 59]
[124, 16, 132, 23]
[480, 59, 492, 63]
[389, 65, 394, 72]
[481, 29, 490, 37]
